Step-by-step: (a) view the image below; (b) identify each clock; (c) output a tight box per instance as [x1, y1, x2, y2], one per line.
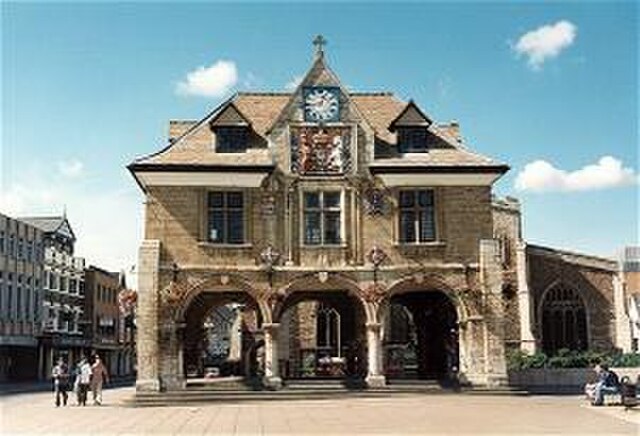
[303, 87, 340, 122]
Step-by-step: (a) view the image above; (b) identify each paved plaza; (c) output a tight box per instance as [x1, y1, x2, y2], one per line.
[1, 387, 639, 435]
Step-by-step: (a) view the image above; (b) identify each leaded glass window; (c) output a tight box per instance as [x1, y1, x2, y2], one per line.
[398, 190, 436, 243]
[215, 127, 248, 153]
[398, 128, 428, 153]
[303, 191, 342, 246]
[542, 286, 588, 353]
[316, 303, 341, 357]
[207, 192, 245, 244]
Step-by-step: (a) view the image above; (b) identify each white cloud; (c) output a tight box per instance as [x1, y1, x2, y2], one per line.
[176, 60, 238, 97]
[515, 156, 638, 192]
[0, 162, 142, 287]
[284, 75, 303, 91]
[513, 20, 577, 70]
[57, 159, 84, 178]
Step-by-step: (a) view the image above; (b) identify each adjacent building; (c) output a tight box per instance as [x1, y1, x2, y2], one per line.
[19, 216, 90, 378]
[621, 246, 640, 351]
[0, 213, 44, 381]
[84, 266, 121, 377]
[0, 213, 137, 383]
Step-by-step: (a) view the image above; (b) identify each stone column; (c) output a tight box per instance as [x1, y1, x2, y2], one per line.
[135, 240, 161, 392]
[158, 321, 185, 391]
[516, 242, 536, 353]
[479, 239, 508, 387]
[613, 272, 633, 352]
[365, 322, 385, 388]
[263, 323, 282, 389]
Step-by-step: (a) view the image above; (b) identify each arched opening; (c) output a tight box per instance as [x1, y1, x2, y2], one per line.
[541, 285, 588, 354]
[182, 291, 263, 383]
[276, 291, 367, 380]
[383, 290, 458, 380]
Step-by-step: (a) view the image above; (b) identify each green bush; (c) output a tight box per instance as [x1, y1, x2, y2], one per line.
[506, 349, 640, 370]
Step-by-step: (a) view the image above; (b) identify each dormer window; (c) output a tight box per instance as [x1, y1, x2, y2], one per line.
[389, 100, 433, 154]
[398, 127, 428, 153]
[215, 127, 248, 153]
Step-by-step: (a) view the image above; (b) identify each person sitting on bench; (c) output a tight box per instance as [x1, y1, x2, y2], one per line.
[592, 363, 620, 406]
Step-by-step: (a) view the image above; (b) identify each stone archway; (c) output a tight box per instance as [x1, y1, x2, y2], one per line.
[155, 272, 271, 390]
[272, 273, 369, 381]
[380, 275, 466, 382]
[181, 290, 263, 381]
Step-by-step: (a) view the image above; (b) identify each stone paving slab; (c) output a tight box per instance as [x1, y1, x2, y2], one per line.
[1, 387, 638, 435]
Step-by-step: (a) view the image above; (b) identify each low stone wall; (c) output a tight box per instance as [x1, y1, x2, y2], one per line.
[508, 367, 640, 391]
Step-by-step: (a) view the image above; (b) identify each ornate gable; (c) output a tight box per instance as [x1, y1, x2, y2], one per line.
[268, 37, 375, 177]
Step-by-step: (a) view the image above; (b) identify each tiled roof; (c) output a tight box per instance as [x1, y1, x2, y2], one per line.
[131, 92, 506, 170]
[18, 216, 74, 239]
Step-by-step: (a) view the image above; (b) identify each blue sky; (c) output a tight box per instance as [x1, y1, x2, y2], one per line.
[1, 2, 638, 272]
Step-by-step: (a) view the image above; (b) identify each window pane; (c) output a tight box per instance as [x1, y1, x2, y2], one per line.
[419, 208, 436, 242]
[216, 127, 248, 153]
[324, 192, 341, 209]
[399, 211, 416, 243]
[208, 192, 224, 208]
[208, 211, 224, 242]
[304, 192, 320, 209]
[324, 211, 341, 244]
[227, 210, 244, 244]
[418, 190, 434, 207]
[304, 212, 322, 245]
[399, 128, 428, 152]
[227, 192, 244, 208]
[399, 191, 415, 208]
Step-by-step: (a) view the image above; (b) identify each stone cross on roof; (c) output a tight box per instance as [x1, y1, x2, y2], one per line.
[313, 34, 327, 58]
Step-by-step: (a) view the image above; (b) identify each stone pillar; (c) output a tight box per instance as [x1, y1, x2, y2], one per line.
[158, 321, 185, 391]
[263, 323, 282, 389]
[479, 239, 508, 386]
[516, 242, 536, 353]
[613, 272, 633, 352]
[365, 322, 385, 388]
[135, 240, 161, 392]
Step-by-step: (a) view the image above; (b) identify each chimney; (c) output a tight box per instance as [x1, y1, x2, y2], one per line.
[449, 120, 461, 142]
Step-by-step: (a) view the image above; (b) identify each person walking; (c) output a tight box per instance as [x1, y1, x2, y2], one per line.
[90, 355, 110, 405]
[52, 357, 70, 407]
[76, 356, 92, 406]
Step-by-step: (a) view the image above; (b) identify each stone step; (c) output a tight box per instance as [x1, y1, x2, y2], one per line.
[284, 378, 366, 390]
[128, 385, 528, 407]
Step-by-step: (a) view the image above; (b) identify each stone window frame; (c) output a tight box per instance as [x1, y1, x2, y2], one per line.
[201, 189, 252, 247]
[316, 302, 342, 357]
[538, 281, 590, 354]
[299, 189, 345, 247]
[396, 188, 439, 245]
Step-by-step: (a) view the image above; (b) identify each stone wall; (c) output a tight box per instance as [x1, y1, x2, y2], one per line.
[527, 246, 617, 351]
[508, 367, 640, 390]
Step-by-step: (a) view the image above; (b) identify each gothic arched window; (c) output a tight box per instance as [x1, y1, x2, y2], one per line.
[541, 285, 588, 354]
[316, 303, 341, 357]
[387, 303, 414, 344]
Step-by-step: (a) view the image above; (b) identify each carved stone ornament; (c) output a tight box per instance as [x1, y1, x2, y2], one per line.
[318, 271, 329, 283]
[260, 245, 281, 269]
[220, 275, 230, 286]
[413, 272, 425, 284]
[364, 188, 386, 216]
[361, 282, 387, 303]
[162, 280, 189, 305]
[368, 246, 388, 268]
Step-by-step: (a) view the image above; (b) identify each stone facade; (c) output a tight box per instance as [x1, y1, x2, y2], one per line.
[129, 42, 632, 393]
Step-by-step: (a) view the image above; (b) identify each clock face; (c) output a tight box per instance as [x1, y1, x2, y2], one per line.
[303, 87, 340, 122]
